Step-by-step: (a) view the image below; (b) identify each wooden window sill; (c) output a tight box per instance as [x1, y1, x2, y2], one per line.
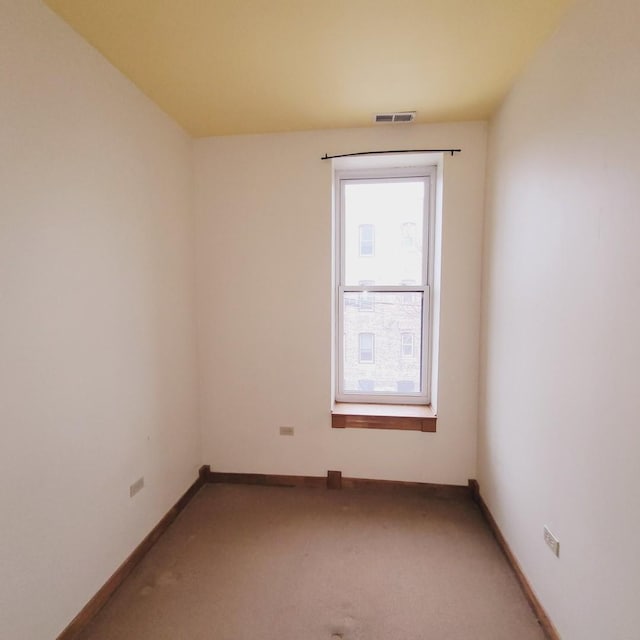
[331, 403, 437, 432]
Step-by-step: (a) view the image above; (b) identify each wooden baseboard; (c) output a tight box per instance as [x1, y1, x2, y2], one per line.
[204, 467, 469, 499]
[468, 479, 560, 640]
[340, 475, 469, 498]
[57, 468, 207, 640]
[204, 468, 326, 489]
[327, 470, 342, 489]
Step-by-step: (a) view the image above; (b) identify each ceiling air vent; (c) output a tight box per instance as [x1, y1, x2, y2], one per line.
[374, 111, 416, 124]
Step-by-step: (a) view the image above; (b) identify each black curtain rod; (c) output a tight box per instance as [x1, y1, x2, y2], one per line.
[321, 148, 461, 160]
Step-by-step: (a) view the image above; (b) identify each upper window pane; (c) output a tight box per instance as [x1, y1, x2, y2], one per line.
[344, 179, 425, 286]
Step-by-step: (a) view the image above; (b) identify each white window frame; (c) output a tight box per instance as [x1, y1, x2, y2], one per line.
[335, 165, 437, 405]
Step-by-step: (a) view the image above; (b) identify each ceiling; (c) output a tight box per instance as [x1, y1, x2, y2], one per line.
[44, 0, 572, 138]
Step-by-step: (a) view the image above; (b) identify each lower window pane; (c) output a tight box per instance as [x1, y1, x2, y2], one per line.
[343, 292, 422, 394]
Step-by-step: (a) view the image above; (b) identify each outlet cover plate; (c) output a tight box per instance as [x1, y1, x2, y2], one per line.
[130, 476, 144, 498]
[543, 525, 560, 557]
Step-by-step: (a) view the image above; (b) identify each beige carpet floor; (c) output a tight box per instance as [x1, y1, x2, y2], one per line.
[77, 483, 546, 640]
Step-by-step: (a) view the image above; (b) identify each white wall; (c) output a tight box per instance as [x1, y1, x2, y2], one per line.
[0, 2, 199, 638]
[195, 122, 486, 485]
[478, 0, 640, 637]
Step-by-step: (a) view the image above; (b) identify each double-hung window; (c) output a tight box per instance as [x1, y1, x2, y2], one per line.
[335, 165, 436, 405]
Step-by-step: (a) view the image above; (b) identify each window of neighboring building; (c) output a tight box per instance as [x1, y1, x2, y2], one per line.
[401, 279, 417, 305]
[359, 224, 375, 256]
[401, 332, 414, 357]
[335, 165, 436, 405]
[358, 333, 375, 363]
[358, 280, 375, 311]
[401, 222, 417, 250]
[396, 380, 416, 393]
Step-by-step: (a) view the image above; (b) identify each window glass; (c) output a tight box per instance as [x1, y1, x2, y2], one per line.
[343, 293, 422, 393]
[344, 180, 424, 286]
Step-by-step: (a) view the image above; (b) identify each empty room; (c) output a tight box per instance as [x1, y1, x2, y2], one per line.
[2, 0, 639, 638]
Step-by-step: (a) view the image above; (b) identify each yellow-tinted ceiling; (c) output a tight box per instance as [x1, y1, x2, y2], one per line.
[44, 0, 572, 137]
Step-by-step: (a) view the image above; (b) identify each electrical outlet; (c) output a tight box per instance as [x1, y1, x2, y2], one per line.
[543, 526, 560, 557]
[129, 476, 144, 498]
[279, 426, 295, 436]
